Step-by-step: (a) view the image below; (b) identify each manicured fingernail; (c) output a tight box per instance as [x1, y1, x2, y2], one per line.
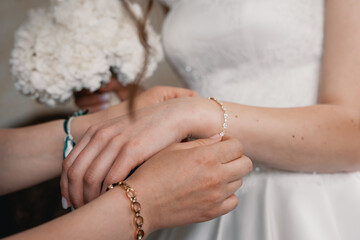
[100, 103, 110, 110]
[100, 93, 111, 101]
[61, 196, 68, 209]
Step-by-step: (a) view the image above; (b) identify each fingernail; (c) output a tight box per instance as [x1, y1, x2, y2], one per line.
[61, 196, 68, 209]
[210, 134, 221, 139]
[100, 103, 110, 110]
[100, 93, 111, 101]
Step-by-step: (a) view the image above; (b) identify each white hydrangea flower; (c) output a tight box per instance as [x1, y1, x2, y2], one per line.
[10, 0, 163, 106]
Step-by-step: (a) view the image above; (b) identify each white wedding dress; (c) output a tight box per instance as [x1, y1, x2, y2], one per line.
[149, 0, 360, 239]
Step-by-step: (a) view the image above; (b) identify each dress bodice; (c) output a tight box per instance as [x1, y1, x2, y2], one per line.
[149, 2, 360, 240]
[162, 0, 325, 107]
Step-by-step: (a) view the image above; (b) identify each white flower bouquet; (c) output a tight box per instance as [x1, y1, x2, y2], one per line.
[10, 0, 163, 106]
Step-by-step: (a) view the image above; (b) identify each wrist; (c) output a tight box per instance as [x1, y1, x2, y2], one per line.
[105, 180, 151, 240]
[186, 97, 225, 138]
[126, 178, 154, 235]
[70, 114, 93, 143]
[101, 188, 136, 240]
[70, 102, 128, 142]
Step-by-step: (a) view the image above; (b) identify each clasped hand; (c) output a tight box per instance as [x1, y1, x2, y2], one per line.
[61, 87, 251, 214]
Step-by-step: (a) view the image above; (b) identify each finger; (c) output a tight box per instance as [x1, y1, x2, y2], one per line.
[101, 140, 147, 193]
[60, 169, 71, 209]
[208, 137, 244, 164]
[217, 194, 239, 216]
[60, 133, 94, 209]
[225, 179, 243, 198]
[171, 135, 222, 150]
[75, 92, 111, 109]
[60, 119, 120, 207]
[102, 115, 182, 193]
[67, 126, 122, 207]
[60, 124, 101, 207]
[101, 131, 169, 193]
[223, 156, 253, 183]
[83, 137, 126, 203]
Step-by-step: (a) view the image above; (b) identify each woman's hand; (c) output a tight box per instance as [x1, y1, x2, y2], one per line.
[3, 137, 251, 240]
[61, 97, 224, 208]
[123, 136, 253, 233]
[74, 77, 144, 112]
[71, 86, 199, 143]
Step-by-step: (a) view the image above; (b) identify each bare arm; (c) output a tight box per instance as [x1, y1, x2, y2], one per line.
[4, 190, 137, 240]
[4, 137, 251, 240]
[223, 104, 360, 173]
[0, 108, 118, 195]
[60, 0, 360, 207]
[0, 87, 197, 195]
[221, 0, 360, 172]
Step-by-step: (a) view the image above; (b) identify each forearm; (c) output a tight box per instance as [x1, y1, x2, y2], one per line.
[0, 121, 65, 195]
[0, 103, 128, 195]
[3, 188, 148, 240]
[223, 103, 360, 172]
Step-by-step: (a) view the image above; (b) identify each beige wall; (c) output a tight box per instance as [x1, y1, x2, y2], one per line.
[0, 0, 181, 128]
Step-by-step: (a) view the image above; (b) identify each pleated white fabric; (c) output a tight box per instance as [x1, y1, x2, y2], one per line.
[149, 0, 360, 239]
[149, 171, 360, 240]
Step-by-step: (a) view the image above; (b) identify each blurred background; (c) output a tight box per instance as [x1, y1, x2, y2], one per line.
[0, 0, 181, 237]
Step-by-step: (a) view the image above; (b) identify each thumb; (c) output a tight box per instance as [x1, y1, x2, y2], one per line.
[175, 135, 222, 150]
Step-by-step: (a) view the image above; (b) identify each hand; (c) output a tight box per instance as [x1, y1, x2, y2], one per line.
[61, 96, 222, 208]
[71, 86, 199, 142]
[125, 136, 253, 233]
[74, 76, 144, 112]
[131, 86, 199, 110]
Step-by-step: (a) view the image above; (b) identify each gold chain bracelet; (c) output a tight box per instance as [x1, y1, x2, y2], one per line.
[107, 181, 145, 240]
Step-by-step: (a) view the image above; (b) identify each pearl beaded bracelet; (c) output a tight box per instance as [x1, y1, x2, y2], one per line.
[208, 97, 228, 137]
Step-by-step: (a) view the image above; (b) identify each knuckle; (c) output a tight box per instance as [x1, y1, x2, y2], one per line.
[205, 174, 222, 188]
[122, 140, 140, 157]
[67, 166, 80, 183]
[94, 128, 112, 142]
[86, 124, 98, 136]
[209, 190, 222, 203]
[84, 170, 99, 186]
[202, 208, 218, 221]
[109, 135, 123, 147]
[121, 143, 132, 158]
[62, 159, 71, 171]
